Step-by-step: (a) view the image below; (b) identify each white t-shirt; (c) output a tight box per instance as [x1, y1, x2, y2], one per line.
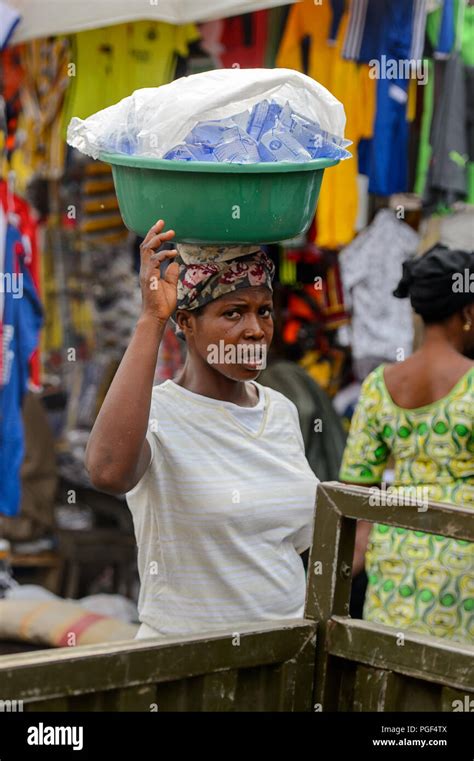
[126, 379, 319, 638]
[175, 379, 266, 433]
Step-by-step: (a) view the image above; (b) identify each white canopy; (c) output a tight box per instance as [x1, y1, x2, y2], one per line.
[8, 0, 294, 43]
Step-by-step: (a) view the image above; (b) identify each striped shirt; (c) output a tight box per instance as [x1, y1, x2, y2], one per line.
[342, 0, 427, 63]
[126, 379, 319, 638]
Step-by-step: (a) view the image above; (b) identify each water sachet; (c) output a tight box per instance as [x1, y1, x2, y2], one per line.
[163, 97, 352, 164]
[213, 127, 261, 163]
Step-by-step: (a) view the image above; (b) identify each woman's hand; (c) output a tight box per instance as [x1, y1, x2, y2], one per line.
[139, 219, 179, 325]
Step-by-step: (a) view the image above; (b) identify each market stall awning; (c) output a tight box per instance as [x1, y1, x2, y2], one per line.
[8, 0, 295, 43]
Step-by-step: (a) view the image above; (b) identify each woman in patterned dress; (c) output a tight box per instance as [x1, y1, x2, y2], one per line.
[340, 246, 474, 643]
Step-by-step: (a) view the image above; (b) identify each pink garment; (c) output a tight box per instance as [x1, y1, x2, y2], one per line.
[198, 20, 225, 67]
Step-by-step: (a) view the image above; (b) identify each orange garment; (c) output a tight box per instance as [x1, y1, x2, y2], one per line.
[277, 1, 376, 249]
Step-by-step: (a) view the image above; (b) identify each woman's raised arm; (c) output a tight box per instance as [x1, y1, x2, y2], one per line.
[84, 221, 179, 494]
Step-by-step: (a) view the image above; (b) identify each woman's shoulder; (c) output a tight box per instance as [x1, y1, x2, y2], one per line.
[359, 364, 386, 394]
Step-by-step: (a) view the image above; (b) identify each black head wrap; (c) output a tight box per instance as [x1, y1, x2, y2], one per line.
[393, 245, 474, 322]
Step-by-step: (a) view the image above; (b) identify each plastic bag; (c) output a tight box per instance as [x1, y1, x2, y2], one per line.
[67, 67, 347, 160]
[163, 99, 352, 164]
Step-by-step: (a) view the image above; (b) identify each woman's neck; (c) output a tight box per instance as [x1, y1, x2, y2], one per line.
[173, 359, 258, 406]
[421, 323, 466, 356]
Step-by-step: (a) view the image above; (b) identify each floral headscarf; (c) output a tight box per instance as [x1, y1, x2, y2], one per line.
[171, 243, 275, 336]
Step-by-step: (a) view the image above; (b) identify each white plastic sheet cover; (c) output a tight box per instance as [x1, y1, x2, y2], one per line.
[67, 67, 347, 160]
[8, 0, 294, 43]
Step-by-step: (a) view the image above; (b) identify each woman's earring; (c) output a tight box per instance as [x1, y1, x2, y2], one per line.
[464, 320, 472, 332]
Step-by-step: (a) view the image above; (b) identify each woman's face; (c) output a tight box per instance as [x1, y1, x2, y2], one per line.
[178, 286, 274, 380]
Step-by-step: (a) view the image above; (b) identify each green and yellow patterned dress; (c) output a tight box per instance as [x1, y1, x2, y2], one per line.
[339, 365, 474, 644]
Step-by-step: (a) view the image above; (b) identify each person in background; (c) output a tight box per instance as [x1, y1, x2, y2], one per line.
[340, 246, 473, 643]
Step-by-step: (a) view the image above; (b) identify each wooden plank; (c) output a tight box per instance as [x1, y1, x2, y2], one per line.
[353, 665, 391, 712]
[101, 684, 158, 711]
[155, 677, 200, 711]
[304, 483, 474, 709]
[350, 667, 442, 712]
[0, 620, 315, 704]
[200, 670, 239, 711]
[327, 617, 474, 692]
[318, 482, 474, 542]
[287, 626, 317, 711]
[233, 665, 271, 711]
[336, 663, 356, 712]
[441, 686, 473, 713]
[305, 485, 355, 710]
[67, 692, 106, 711]
[275, 659, 297, 711]
[26, 696, 70, 711]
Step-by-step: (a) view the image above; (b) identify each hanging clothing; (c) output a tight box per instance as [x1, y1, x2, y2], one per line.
[264, 5, 290, 67]
[198, 20, 225, 67]
[338, 209, 418, 363]
[339, 364, 474, 644]
[220, 11, 268, 68]
[0, 390, 57, 542]
[435, 0, 456, 56]
[0, 221, 43, 517]
[342, 0, 428, 196]
[276, 2, 376, 248]
[0, 180, 41, 386]
[19, 37, 70, 181]
[342, 0, 427, 62]
[0, 45, 24, 170]
[416, 0, 474, 203]
[414, 59, 435, 197]
[128, 21, 200, 89]
[369, 77, 410, 196]
[424, 52, 471, 205]
[62, 21, 199, 127]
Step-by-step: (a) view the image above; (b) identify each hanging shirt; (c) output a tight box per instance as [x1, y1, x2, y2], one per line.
[342, 0, 427, 62]
[220, 11, 268, 69]
[276, 2, 375, 249]
[417, 2, 474, 203]
[0, 180, 41, 385]
[338, 209, 418, 363]
[0, 204, 6, 344]
[127, 21, 200, 90]
[126, 379, 318, 638]
[20, 37, 70, 182]
[342, 0, 427, 196]
[63, 21, 200, 126]
[0, 225, 43, 517]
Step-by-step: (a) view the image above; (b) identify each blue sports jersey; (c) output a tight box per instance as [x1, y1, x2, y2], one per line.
[0, 224, 43, 516]
[343, 0, 426, 62]
[343, 0, 422, 196]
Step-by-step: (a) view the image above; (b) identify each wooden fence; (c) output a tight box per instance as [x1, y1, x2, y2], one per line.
[0, 483, 472, 711]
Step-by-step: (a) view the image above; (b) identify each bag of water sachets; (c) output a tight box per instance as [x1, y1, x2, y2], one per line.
[67, 68, 350, 164]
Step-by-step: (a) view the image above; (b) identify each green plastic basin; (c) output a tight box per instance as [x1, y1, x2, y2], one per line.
[99, 152, 339, 244]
